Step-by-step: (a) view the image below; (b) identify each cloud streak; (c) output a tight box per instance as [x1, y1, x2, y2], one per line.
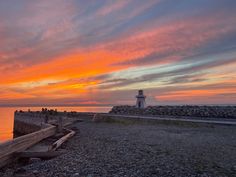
[0, 0, 236, 105]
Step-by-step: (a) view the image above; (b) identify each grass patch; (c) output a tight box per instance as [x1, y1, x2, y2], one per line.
[101, 117, 215, 128]
[103, 117, 137, 125]
[94, 114, 216, 128]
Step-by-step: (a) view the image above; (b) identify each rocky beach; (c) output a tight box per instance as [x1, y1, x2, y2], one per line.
[1, 117, 236, 177]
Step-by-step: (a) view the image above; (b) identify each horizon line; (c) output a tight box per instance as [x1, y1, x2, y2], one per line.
[0, 104, 235, 108]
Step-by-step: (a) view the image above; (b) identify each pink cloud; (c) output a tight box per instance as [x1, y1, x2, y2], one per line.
[96, 0, 131, 16]
[98, 14, 236, 66]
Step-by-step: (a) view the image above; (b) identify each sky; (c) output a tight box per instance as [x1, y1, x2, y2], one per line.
[0, 0, 236, 106]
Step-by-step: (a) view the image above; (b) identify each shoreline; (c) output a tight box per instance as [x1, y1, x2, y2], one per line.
[0, 107, 236, 176]
[1, 104, 236, 143]
[1, 120, 236, 177]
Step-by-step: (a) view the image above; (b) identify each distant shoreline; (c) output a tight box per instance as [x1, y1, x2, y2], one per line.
[0, 105, 113, 108]
[0, 104, 236, 108]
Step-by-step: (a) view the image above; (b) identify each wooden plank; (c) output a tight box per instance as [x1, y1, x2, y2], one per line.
[0, 125, 57, 168]
[15, 150, 65, 159]
[25, 144, 50, 153]
[49, 128, 75, 151]
[0, 125, 56, 156]
[0, 153, 16, 168]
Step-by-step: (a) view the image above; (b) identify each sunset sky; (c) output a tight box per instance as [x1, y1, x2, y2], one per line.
[0, 0, 236, 106]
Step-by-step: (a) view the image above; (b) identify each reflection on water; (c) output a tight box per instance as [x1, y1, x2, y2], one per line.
[0, 107, 15, 142]
[0, 106, 111, 143]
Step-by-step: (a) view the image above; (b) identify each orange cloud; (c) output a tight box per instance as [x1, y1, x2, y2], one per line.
[0, 1, 235, 105]
[157, 87, 236, 101]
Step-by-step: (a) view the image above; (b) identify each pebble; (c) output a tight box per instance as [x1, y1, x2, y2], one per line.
[232, 165, 236, 171]
[1, 121, 235, 177]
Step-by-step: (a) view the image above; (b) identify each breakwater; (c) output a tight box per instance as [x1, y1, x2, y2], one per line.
[109, 105, 236, 119]
[14, 110, 95, 133]
[14, 112, 43, 135]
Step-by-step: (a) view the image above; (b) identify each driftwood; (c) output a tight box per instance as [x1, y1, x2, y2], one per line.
[48, 128, 75, 151]
[15, 150, 65, 159]
[0, 125, 57, 168]
[0, 114, 78, 168]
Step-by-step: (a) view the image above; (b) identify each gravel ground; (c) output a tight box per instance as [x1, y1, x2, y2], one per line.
[1, 121, 236, 177]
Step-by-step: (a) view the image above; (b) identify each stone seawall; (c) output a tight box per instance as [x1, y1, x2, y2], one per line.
[13, 110, 96, 135]
[14, 112, 44, 135]
[14, 120, 41, 135]
[109, 105, 236, 119]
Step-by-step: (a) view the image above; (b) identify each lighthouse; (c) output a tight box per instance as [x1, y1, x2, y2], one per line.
[136, 90, 146, 108]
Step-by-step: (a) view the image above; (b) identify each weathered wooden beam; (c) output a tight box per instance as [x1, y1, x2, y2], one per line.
[0, 125, 57, 168]
[15, 150, 65, 159]
[48, 128, 75, 151]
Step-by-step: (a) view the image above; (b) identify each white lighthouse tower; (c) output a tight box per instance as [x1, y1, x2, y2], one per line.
[136, 90, 146, 108]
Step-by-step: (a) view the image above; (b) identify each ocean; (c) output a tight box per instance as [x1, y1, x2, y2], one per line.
[0, 106, 111, 143]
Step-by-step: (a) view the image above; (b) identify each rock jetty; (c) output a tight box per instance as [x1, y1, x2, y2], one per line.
[109, 105, 236, 119]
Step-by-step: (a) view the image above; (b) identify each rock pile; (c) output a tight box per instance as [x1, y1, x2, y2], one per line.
[109, 105, 236, 119]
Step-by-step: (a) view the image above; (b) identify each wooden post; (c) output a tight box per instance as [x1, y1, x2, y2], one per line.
[44, 115, 48, 123]
[58, 117, 63, 133]
[40, 113, 43, 128]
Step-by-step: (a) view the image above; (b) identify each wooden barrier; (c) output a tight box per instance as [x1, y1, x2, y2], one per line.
[0, 125, 57, 168]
